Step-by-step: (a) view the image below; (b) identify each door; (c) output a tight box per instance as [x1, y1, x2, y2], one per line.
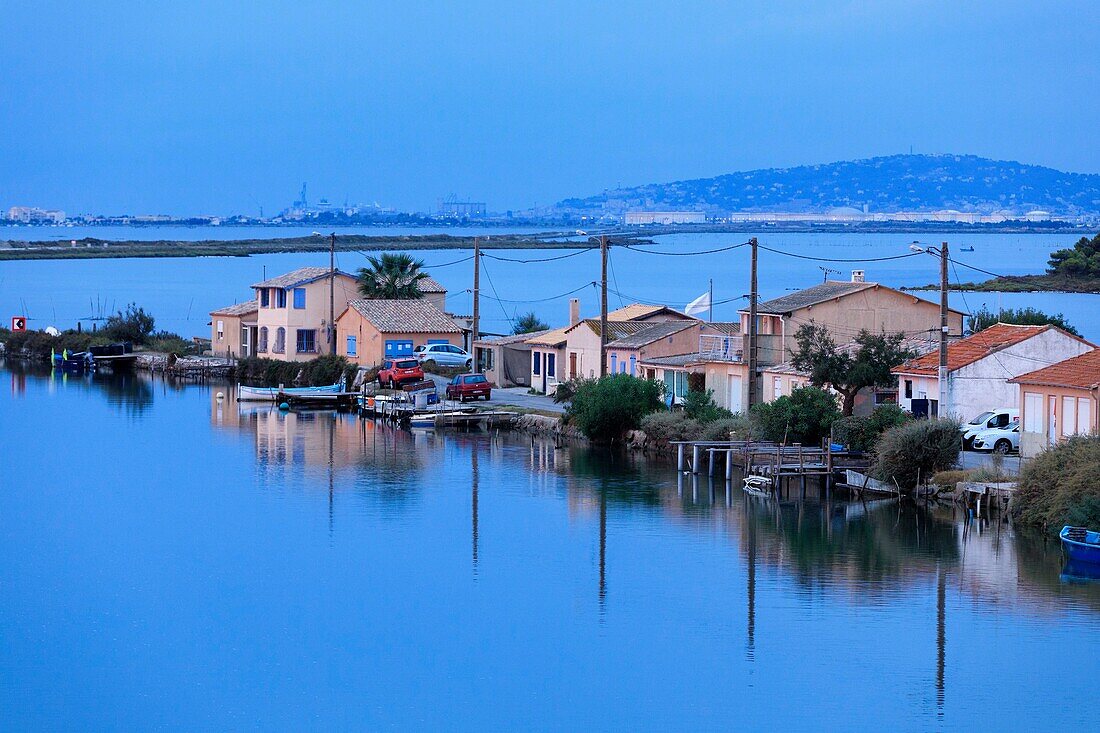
[728, 375, 742, 413]
[569, 352, 577, 379]
[241, 325, 252, 358]
[384, 339, 414, 358]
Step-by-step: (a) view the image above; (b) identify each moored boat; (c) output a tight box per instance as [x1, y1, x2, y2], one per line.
[237, 383, 343, 402]
[1060, 526, 1100, 565]
[742, 475, 773, 496]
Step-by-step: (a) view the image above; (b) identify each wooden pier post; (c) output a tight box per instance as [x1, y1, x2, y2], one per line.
[677, 443, 685, 472]
[692, 444, 701, 475]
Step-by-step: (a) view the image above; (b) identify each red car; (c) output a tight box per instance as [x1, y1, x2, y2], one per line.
[445, 373, 492, 402]
[378, 358, 425, 388]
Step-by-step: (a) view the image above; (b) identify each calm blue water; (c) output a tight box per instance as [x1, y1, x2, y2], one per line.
[2, 227, 1098, 340]
[2, 364, 1098, 729]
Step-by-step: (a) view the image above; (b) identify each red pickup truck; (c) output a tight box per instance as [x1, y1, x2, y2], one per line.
[378, 358, 425, 388]
[445, 373, 492, 402]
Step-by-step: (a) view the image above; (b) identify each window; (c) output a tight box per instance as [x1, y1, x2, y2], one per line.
[1077, 398, 1091, 435]
[293, 288, 306, 309]
[296, 329, 317, 354]
[533, 352, 541, 375]
[629, 355, 636, 376]
[346, 335, 357, 356]
[216, 320, 224, 340]
[258, 327, 268, 353]
[610, 353, 617, 372]
[1023, 392, 1043, 433]
[1063, 396, 1077, 437]
[275, 289, 287, 308]
[273, 327, 286, 354]
[477, 347, 494, 372]
[774, 377, 782, 399]
[260, 289, 270, 307]
[904, 380, 913, 399]
[547, 352, 556, 378]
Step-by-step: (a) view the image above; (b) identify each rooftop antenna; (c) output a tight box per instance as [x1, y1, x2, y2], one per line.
[818, 265, 841, 282]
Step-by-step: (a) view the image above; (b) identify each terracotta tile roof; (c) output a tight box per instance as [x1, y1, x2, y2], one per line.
[1009, 349, 1100, 389]
[525, 326, 571, 347]
[341, 299, 460, 334]
[210, 301, 258, 316]
[892, 324, 1077, 376]
[606, 303, 692, 321]
[638, 353, 703, 368]
[606, 320, 698, 349]
[474, 330, 547, 346]
[416, 275, 447, 293]
[706, 321, 741, 335]
[252, 267, 355, 289]
[578, 319, 656, 340]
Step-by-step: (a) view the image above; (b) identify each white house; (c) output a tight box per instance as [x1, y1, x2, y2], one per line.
[892, 323, 1094, 421]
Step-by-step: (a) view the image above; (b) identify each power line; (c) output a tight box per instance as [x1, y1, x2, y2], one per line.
[620, 241, 751, 256]
[606, 249, 625, 308]
[756, 244, 926, 263]
[476, 281, 595, 305]
[481, 248, 593, 263]
[477, 257, 514, 329]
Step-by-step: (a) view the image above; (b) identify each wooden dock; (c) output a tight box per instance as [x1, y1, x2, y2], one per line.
[669, 439, 872, 489]
[358, 392, 513, 429]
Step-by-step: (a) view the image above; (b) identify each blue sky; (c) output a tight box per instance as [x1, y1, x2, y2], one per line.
[2, 1, 1097, 215]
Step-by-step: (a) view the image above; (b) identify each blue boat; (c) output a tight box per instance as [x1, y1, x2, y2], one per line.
[1060, 526, 1100, 564]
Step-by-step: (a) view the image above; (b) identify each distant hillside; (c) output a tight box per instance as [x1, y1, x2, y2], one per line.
[555, 154, 1100, 216]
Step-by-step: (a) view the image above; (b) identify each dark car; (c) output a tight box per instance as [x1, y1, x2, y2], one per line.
[445, 373, 492, 402]
[378, 358, 425, 388]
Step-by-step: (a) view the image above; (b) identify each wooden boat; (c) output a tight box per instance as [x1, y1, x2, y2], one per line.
[237, 383, 342, 402]
[1060, 526, 1100, 565]
[742, 475, 773, 496]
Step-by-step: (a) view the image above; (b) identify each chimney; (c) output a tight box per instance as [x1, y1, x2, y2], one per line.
[851, 270, 865, 283]
[569, 298, 580, 326]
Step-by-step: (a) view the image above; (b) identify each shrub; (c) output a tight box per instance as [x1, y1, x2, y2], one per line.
[872, 418, 961, 490]
[565, 374, 664, 442]
[701, 415, 752, 441]
[640, 411, 702, 444]
[147, 331, 199, 356]
[101, 303, 156, 344]
[551, 377, 587, 404]
[683, 389, 734, 424]
[832, 404, 910, 451]
[1011, 435, 1100, 531]
[235, 354, 356, 387]
[750, 386, 839, 445]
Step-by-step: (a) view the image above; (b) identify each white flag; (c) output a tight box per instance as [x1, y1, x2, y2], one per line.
[685, 291, 710, 317]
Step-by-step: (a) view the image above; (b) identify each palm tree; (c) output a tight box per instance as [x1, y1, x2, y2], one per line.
[357, 253, 429, 299]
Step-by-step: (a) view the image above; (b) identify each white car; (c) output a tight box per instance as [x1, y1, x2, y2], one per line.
[414, 343, 472, 368]
[971, 421, 1020, 454]
[961, 408, 1019, 449]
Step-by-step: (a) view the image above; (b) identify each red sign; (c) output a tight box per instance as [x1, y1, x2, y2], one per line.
[11, 316, 26, 332]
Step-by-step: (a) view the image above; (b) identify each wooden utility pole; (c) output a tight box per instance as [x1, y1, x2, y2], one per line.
[938, 241, 950, 418]
[329, 232, 336, 355]
[600, 235, 609, 377]
[747, 237, 759, 408]
[471, 237, 481, 350]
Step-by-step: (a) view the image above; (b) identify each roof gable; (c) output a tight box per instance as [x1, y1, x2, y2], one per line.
[210, 301, 258, 317]
[1009, 349, 1100, 389]
[606, 320, 697, 349]
[340, 299, 460, 334]
[746, 280, 965, 317]
[252, 267, 356, 290]
[892, 324, 1089, 376]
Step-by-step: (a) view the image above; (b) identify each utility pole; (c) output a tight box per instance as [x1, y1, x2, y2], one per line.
[600, 235, 609, 377]
[708, 278, 714, 323]
[938, 240, 950, 418]
[329, 232, 336, 355]
[471, 237, 481, 350]
[747, 237, 759, 409]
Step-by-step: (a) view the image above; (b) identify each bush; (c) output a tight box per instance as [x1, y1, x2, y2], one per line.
[872, 418, 961, 490]
[551, 377, 586, 404]
[1011, 435, 1100, 531]
[640, 411, 702, 444]
[101, 303, 156, 344]
[565, 374, 664, 442]
[683, 389, 734, 424]
[832, 405, 910, 451]
[750, 386, 839, 445]
[147, 331, 199, 356]
[235, 354, 356, 387]
[701, 415, 752, 441]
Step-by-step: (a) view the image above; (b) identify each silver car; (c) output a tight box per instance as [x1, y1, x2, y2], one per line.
[414, 343, 472, 368]
[971, 421, 1020, 454]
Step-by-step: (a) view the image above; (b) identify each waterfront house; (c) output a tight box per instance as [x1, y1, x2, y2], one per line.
[251, 267, 360, 361]
[335, 298, 461, 367]
[638, 332, 749, 411]
[739, 272, 965, 366]
[1009, 349, 1100, 458]
[473, 330, 547, 388]
[557, 303, 695, 381]
[209, 301, 259, 358]
[892, 323, 1094, 420]
[606, 320, 714, 376]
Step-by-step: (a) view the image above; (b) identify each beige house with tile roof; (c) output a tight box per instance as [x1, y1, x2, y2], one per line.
[209, 301, 259, 358]
[250, 267, 361, 361]
[335, 299, 462, 367]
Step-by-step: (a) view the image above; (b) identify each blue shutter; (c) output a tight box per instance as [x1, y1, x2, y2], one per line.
[346, 335, 357, 356]
[293, 288, 306, 309]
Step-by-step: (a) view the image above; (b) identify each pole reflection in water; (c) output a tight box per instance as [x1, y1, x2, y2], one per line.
[471, 443, 479, 576]
[598, 487, 607, 615]
[937, 563, 947, 718]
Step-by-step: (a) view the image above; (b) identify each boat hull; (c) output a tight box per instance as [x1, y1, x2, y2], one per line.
[1060, 526, 1100, 564]
[237, 383, 342, 402]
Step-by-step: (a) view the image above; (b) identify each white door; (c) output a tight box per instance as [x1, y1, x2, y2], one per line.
[728, 376, 742, 413]
[1048, 396, 1057, 445]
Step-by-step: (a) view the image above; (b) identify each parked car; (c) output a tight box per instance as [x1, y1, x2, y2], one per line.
[415, 343, 473, 368]
[961, 407, 1019, 449]
[971, 420, 1020, 454]
[445, 373, 492, 402]
[378, 358, 425, 388]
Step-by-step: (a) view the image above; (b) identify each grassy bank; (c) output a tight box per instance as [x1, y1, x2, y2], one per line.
[0, 233, 629, 261]
[905, 274, 1100, 293]
[1011, 435, 1100, 531]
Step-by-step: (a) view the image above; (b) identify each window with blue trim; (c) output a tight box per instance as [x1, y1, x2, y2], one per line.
[346, 335, 357, 356]
[293, 288, 306, 309]
[547, 352, 556, 378]
[275, 289, 287, 308]
[260, 289, 269, 307]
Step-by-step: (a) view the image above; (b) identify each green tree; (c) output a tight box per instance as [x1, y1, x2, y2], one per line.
[512, 312, 549, 335]
[966, 305, 1080, 336]
[750, 386, 839, 446]
[356, 253, 429, 299]
[682, 389, 734, 423]
[790, 323, 916, 416]
[565, 374, 664, 442]
[1047, 232, 1100, 278]
[102, 303, 156, 344]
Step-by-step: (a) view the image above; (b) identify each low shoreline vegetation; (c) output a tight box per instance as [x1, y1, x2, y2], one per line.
[1011, 435, 1100, 531]
[872, 418, 962, 490]
[0, 303, 198, 360]
[233, 355, 358, 388]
